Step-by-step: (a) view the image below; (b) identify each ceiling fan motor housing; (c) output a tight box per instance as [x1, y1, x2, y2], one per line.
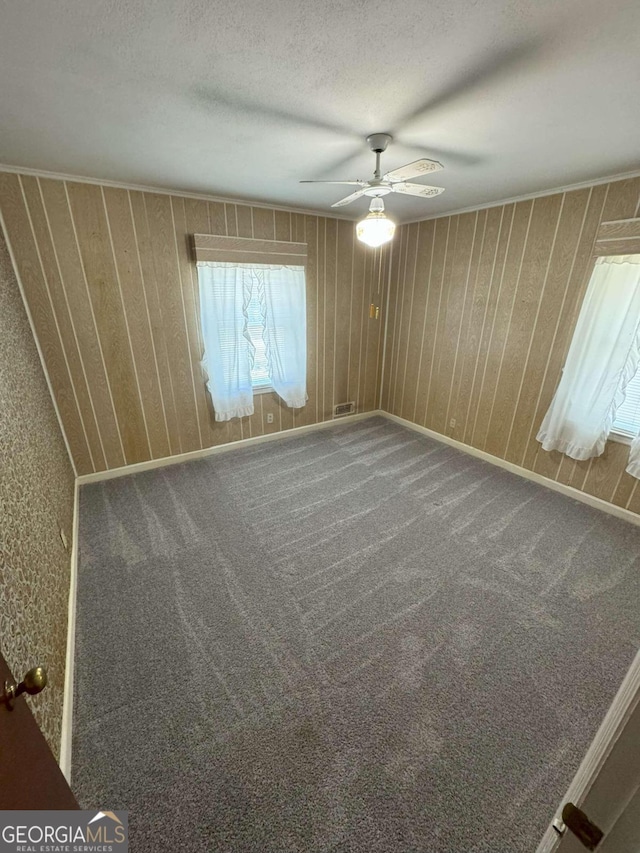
[366, 133, 392, 153]
[364, 186, 391, 197]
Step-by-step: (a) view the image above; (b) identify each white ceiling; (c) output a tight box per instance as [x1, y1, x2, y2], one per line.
[1, 0, 639, 222]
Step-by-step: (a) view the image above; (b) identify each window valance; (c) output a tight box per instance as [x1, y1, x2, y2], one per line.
[192, 233, 307, 266]
[593, 217, 640, 257]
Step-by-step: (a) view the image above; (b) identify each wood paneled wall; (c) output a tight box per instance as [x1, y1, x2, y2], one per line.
[382, 177, 640, 515]
[5, 166, 639, 515]
[0, 173, 389, 475]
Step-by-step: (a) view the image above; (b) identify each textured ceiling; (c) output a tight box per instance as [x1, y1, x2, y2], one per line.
[1, 0, 639, 222]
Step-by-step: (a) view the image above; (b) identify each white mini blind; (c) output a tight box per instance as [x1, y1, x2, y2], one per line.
[613, 367, 640, 437]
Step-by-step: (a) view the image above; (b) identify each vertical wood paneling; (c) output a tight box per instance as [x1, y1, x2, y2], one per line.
[289, 214, 309, 428]
[433, 211, 477, 435]
[410, 220, 437, 423]
[451, 206, 502, 439]
[274, 210, 291, 242]
[484, 194, 562, 458]
[316, 218, 326, 420]
[6, 165, 638, 511]
[0, 172, 94, 473]
[361, 248, 378, 412]
[373, 246, 391, 409]
[367, 247, 389, 412]
[21, 176, 105, 471]
[102, 187, 170, 460]
[384, 177, 640, 515]
[252, 207, 275, 241]
[1, 175, 381, 473]
[184, 198, 219, 445]
[471, 200, 533, 450]
[507, 189, 590, 467]
[529, 184, 609, 482]
[348, 223, 367, 410]
[208, 201, 226, 236]
[463, 205, 514, 444]
[66, 181, 148, 464]
[390, 226, 412, 415]
[292, 214, 316, 427]
[323, 218, 337, 419]
[445, 210, 486, 435]
[420, 216, 452, 426]
[205, 201, 235, 445]
[40, 177, 129, 471]
[334, 220, 353, 407]
[171, 195, 209, 449]
[236, 204, 253, 240]
[427, 214, 462, 432]
[128, 190, 182, 456]
[142, 191, 201, 454]
[397, 225, 420, 420]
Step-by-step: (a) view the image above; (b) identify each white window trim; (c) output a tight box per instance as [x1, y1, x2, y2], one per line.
[609, 431, 633, 446]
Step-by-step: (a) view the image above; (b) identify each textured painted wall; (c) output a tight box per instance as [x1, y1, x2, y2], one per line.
[0, 173, 389, 475]
[0, 226, 75, 757]
[383, 177, 640, 515]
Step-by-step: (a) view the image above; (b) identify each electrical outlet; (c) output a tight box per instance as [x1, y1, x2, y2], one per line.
[449, 418, 456, 429]
[266, 413, 274, 424]
[59, 528, 69, 551]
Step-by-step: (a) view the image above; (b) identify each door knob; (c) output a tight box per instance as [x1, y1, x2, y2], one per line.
[2, 665, 48, 709]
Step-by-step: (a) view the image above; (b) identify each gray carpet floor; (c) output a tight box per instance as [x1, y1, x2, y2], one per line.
[74, 416, 640, 852]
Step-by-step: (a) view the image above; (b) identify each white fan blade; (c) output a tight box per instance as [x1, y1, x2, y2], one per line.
[331, 189, 367, 207]
[383, 158, 444, 182]
[300, 180, 366, 186]
[390, 182, 445, 198]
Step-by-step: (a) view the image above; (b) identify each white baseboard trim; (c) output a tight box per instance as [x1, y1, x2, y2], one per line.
[59, 478, 79, 782]
[76, 411, 382, 485]
[380, 412, 640, 851]
[63, 406, 640, 824]
[380, 412, 640, 528]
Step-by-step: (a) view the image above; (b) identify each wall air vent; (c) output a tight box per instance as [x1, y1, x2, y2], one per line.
[333, 402, 355, 418]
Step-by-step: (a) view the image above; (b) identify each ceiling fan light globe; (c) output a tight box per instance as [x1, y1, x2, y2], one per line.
[356, 213, 396, 248]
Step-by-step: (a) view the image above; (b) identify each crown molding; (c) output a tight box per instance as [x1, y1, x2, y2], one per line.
[3, 161, 640, 229]
[401, 166, 640, 225]
[0, 162, 358, 223]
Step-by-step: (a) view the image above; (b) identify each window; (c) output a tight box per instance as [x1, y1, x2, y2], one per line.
[193, 233, 308, 422]
[196, 259, 307, 422]
[537, 251, 640, 473]
[612, 365, 640, 438]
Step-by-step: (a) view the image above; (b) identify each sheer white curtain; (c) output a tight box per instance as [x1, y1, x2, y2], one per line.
[197, 262, 307, 420]
[260, 265, 307, 408]
[198, 263, 255, 421]
[537, 254, 640, 461]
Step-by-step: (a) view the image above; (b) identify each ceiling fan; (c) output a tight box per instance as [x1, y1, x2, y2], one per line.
[300, 133, 445, 208]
